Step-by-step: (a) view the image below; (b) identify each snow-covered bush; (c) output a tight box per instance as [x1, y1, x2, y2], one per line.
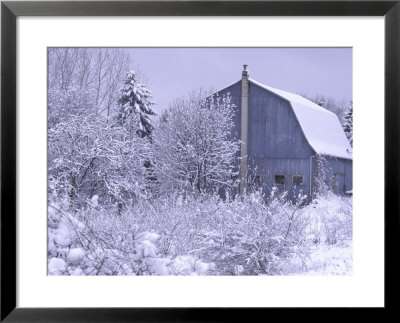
[48, 198, 212, 276]
[303, 192, 352, 245]
[123, 190, 311, 275]
[193, 190, 311, 275]
[312, 154, 331, 197]
[308, 153, 352, 245]
[48, 114, 150, 210]
[48, 189, 351, 275]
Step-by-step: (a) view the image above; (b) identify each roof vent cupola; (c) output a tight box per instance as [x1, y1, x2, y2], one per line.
[242, 64, 249, 78]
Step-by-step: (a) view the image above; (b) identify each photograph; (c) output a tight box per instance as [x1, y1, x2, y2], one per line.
[2, 0, 398, 318]
[1, 0, 397, 318]
[47, 47, 353, 276]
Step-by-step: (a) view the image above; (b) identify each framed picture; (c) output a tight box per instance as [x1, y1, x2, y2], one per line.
[1, 0, 399, 321]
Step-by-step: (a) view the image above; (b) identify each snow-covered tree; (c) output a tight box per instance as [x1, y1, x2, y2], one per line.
[116, 71, 156, 138]
[48, 48, 130, 120]
[153, 90, 239, 195]
[48, 51, 158, 210]
[48, 86, 96, 129]
[48, 114, 150, 210]
[342, 101, 353, 147]
[312, 154, 331, 197]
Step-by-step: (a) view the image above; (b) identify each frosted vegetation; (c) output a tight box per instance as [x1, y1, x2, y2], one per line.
[48, 48, 352, 276]
[48, 192, 352, 276]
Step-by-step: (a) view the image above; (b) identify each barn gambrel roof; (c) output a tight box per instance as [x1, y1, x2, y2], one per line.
[249, 79, 353, 160]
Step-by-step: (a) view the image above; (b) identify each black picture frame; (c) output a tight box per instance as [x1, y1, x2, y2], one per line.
[1, 1, 399, 321]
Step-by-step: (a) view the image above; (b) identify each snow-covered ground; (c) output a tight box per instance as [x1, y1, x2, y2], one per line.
[292, 242, 352, 276]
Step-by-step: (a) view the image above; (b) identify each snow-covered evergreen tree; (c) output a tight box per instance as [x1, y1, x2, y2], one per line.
[342, 101, 353, 147]
[117, 71, 156, 138]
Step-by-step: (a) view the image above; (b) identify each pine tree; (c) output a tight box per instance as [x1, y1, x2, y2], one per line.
[117, 71, 156, 138]
[342, 101, 353, 147]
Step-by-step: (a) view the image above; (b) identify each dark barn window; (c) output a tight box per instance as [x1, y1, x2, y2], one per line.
[231, 173, 239, 182]
[274, 175, 285, 185]
[292, 175, 304, 186]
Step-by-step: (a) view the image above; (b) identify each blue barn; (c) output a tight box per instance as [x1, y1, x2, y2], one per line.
[216, 65, 352, 200]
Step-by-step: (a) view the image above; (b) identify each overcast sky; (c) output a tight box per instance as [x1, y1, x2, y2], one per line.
[126, 47, 352, 115]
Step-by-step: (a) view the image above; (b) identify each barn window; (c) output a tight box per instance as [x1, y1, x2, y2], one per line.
[274, 175, 285, 185]
[292, 175, 304, 186]
[230, 173, 239, 182]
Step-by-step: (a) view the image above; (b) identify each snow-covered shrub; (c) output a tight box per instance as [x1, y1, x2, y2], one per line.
[48, 190, 351, 276]
[168, 256, 211, 276]
[192, 190, 311, 275]
[312, 154, 330, 196]
[48, 198, 212, 276]
[48, 258, 67, 275]
[127, 190, 311, 275]
[48, 202, 166, 275]
[48, 114, 150, 210]
[303, 192, 352, 245]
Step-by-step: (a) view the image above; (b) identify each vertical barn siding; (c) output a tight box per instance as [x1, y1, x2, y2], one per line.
[247, 83, 314, 198]
[247, 83, 314, 159]
[344, 159, 353, 192]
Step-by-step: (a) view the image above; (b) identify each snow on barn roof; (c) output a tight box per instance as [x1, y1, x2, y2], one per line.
[248, 78, 352, 160]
